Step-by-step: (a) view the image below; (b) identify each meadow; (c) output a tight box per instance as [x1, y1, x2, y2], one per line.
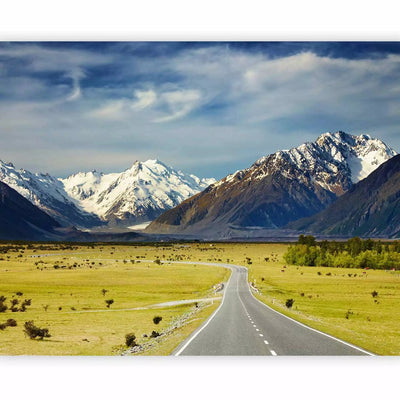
[0, 243, 228, 355]
[0, 241, 399, 355]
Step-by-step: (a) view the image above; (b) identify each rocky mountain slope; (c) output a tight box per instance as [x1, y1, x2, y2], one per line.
[0, 159, 215, 229]
[0, 181, 61, 240]
[146, 132, 396, 238]
[288, 154, 400, 238]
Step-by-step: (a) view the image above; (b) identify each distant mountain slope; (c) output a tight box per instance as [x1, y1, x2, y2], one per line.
[288, 154, 400, 238]
[0, 159, 215, 229]
[146, 132, 396, 237]
[0, 181, 60, 240]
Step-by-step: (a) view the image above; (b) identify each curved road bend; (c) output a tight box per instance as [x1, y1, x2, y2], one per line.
[168, 262, 373, 356]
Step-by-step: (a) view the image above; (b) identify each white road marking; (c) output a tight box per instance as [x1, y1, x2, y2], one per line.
[256, 328, 259, 332]
[253, 324, 257, 327]
[270, 350, 277, 356]
[173, 266, 234, 356]
[169, 260, 375, 357]
[264, 340, 269, 345]
[259, 333, 263, 337]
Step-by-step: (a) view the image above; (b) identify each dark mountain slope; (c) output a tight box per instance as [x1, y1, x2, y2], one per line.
[0, 181, 61, 240]
[288, 154, 400, 237]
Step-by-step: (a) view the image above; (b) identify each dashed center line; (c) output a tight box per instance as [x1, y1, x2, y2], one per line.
[270, 350, 277, 356]
[259, 333, 263, 337]
[264, 340, 269, 345]
[256, 328, 260, 332]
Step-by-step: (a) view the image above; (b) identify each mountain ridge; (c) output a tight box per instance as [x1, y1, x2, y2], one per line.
[0, 159, 215, 229]
[146, 131, 396, 238]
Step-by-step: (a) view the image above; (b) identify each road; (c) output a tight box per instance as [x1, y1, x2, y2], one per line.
[171, 262, 374, 356]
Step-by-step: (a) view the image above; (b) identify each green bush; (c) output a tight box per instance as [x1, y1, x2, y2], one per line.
[23, 321, 51, 340]
[125, 333, 137, 347]
[105, 299, 114, 308]
[285, 299, 294, 309]
[153, 316, 162, 325]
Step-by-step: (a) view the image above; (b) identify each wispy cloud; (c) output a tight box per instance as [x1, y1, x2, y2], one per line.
[154, 89, 202, 123]
[132, 89, 157, 110]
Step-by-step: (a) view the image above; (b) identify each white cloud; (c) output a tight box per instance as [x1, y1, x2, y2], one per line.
[132, 89, 157, 110]
[88, 100, 127, 119]
[154, 89, 202, 123]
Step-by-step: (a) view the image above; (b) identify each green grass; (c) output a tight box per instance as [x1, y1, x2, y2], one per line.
[0, 244, 228, 355]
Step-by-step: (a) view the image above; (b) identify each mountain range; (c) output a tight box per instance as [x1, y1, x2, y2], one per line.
[146, 132, 396, 238]
[0, 159, 215, 229]
[1, 130, 399, 241]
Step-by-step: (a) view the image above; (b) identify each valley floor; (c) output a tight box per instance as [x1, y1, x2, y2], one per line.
[0, 242, 399, 355]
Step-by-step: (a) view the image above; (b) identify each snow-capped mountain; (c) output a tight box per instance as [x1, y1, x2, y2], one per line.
[0, 159, 215, 229]
[147, 131, 397, 237]
[61, 159, 215, 225]
[0, 161, 102, 227]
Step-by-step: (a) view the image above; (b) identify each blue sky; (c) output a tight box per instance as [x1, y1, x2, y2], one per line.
[1, 41, 400, 179]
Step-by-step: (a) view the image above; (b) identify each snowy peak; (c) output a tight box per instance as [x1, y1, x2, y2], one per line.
[245, 131, 396, 191]
[0, 158, 215, 229]
[60, 159, 216, 224]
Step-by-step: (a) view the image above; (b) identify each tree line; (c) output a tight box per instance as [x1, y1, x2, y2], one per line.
[284, 235, 400, 269]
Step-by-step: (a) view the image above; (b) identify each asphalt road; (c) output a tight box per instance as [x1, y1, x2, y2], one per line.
[171, 262, 374, 356]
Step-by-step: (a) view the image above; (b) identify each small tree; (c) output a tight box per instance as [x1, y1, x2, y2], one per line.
[150, 330, 160, 338]
[101, 289, 108, 297]
[105, 299, 114, 308]
[125, 333, 137, 347]
[371, 290, 378, 298]
[153, 316, 162, 325]
[285, 299, 294, 309]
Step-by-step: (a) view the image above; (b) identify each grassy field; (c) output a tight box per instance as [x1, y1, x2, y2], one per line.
[0, 243, 229, 355]
[0, 241, 399, 355]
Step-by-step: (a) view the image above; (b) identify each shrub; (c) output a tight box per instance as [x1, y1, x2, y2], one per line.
[23, 321, 51, 340]
[101, 289, 108, 297]
[105, 299, 114, 308]
[125, 333, 137, 347]
[16, 292, 23, 297]
[153, 316, 162, 325]
[150, 330, 160, 338]
[0, 296, 6, 302]
[154, 259, 161, 265]
[371, 290, 378, 298]
[285, 299, 294, 308]
[0, 302, 7, 313]
[10, 299, 19, 307]
[345, 310, 353, 319]
[0, 323, 6, 330]
[6, 319, 17, 327]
